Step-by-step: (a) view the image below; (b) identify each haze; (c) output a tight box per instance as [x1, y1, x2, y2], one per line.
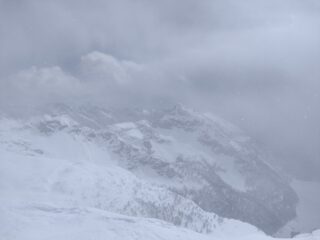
[1, 0, 320, 179]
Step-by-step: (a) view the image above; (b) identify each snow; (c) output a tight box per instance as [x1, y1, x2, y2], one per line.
[1, 119, 226, 235]
[42, 114, 78, 127]
[1, 201, 319, 240]
[203, 112, 243, 135]
[114, 121, 137, 129]
[153, 128, 247, 191]
[0, 204, 213, 240]
[216, 155, 247, 192]
[112, 122, 144, 139]
[1, 114, 319, 240]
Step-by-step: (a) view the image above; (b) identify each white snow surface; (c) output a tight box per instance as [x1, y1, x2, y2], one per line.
[0, 115, 319, 240]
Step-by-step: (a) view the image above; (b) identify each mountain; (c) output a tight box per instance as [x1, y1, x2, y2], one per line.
[276, 179, 320, 237]
[0, 104, 301, 238]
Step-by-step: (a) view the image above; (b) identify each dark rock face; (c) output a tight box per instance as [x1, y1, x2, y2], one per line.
[31, 104, 298, 234]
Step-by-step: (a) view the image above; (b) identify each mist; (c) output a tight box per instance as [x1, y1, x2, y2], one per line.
[1, 0, 320, 179]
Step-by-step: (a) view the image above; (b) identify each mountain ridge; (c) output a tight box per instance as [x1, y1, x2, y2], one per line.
[0, 103, 298, 235]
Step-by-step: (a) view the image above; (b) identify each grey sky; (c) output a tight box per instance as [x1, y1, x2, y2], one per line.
[0, 0, 320, 179]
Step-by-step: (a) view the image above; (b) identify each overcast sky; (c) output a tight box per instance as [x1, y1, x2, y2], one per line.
[0, 0, 320, 179]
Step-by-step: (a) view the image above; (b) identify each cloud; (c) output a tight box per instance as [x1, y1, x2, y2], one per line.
[1, 66, 84, 107]
[0, 51, 153, 109]
[0, 0, 320, 178]
[80, 51, 144, 86]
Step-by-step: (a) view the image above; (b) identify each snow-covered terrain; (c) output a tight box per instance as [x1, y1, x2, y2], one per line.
[2, 202, 319, 240]
[0, 104, 318, 240]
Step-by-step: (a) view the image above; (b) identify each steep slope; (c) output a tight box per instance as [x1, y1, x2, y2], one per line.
[2, 200, 319, 240]
[136, 105, 298, 234]
[0, 115, 256, 236]
[56, 104, 296, 234]
[0, 104, 298, 235]
[0, 204, 214, 240]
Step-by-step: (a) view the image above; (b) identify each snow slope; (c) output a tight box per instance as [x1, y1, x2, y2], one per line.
[0, 105, 317, 240]
[0, 204, 213, 240]
[2, 201, 319, 240]
[0, 114, 259, 239]
[0, 117, 225, 234]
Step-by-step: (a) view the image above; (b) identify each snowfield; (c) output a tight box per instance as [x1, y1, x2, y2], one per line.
[0, 204, 213, 240]
[0, 106, 319, 240]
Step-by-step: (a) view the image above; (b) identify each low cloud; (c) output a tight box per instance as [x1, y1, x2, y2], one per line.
[1, 0, 320, 178]
[80, 51, 144, 86]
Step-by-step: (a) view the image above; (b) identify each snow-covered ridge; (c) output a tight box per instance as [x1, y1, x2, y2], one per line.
[0, 104, 300, 238]
[0, 114, 246, 236]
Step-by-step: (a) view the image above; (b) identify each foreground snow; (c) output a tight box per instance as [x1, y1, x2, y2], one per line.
[0, 203, 212, 240]
[0, 107, 319, 240]
[0, 115, 256, 239]
[1, 201, 320, 240]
